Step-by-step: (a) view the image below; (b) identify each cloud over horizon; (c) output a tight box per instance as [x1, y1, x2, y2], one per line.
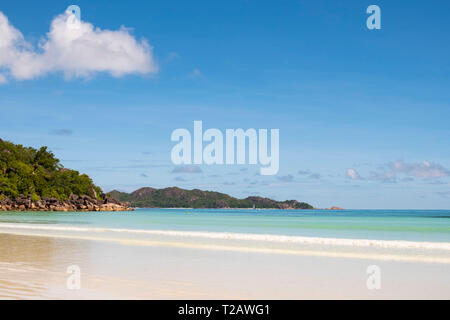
[386, 160, 450, 179]
[347, 160, 450, 183]
[50, 129, 73, 136]
[346, 168, 363, 180]
[171, 165, 203, 174]
[188, 68, 204, 79]
[277, 174, 294, 183]
[0, 10, 157, 82]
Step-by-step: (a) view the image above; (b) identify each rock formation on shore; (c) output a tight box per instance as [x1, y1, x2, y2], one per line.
[0, 193, 133, 212]
[0, 139, 133, 212]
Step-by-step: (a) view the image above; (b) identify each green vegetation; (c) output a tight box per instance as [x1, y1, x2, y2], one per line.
[0, 139, 102, 200]
[108, 187, 314, 209]
[0, 138, 313, 210]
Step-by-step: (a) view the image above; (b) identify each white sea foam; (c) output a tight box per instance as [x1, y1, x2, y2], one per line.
[0, 223, 449, 250]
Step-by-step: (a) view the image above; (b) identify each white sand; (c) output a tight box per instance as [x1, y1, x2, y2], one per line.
[0, 231, 449, 299]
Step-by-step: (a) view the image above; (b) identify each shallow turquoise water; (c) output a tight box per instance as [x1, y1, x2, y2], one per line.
[0, 209, 449, 242]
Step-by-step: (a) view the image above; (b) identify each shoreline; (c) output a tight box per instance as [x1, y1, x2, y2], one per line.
[1, 208, 449, 299]
[1, 222, 449, 264]
[1, 231, 449, 299]
[0, 206, 324, 211]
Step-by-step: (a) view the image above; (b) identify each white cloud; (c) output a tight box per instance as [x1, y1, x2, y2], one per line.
[0, 73, 6, 84]
[386, 160, 449, 179]
[188, 68, 204, 79]
[165, 52, 179, 63]
[369, 170, 397, 183]
[366, 160, 449, 183]
[50, 129, 73, 136]
[171, 165, 203, 174]
[346, 168, 362, 180]
[345, 160, 449, 184]
[437, 191, 450, 198]
[0, 10, 157, 81]
[309, 173, 321, 180]
[277, 174, 294, 182]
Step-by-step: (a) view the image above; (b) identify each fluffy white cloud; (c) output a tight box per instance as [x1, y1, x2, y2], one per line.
[346, 168, 362, 180]
[0, 10, 157, 81]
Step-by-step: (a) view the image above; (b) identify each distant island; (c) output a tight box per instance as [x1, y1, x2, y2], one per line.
[0, 139, 131, 211]
[108, 187, 314, 209]
[0, 139, 314, 211]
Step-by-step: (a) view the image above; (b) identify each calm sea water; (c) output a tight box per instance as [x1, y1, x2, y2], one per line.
[0, 208, 449, 242]
[1, 209, 450, 299]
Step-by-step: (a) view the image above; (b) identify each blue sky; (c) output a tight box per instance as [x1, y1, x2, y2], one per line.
[0, 0, 449, 209]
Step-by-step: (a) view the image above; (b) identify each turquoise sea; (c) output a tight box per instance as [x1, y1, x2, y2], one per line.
[0, 208, 449, 243]
[1, 209, 450, 299]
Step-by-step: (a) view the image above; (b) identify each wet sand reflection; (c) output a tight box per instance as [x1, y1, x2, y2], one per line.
[0, 233, 91, 299]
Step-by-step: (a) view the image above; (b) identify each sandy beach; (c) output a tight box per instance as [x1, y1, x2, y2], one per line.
[1, 229, 449, 299]
[2, 0, 449, 304]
